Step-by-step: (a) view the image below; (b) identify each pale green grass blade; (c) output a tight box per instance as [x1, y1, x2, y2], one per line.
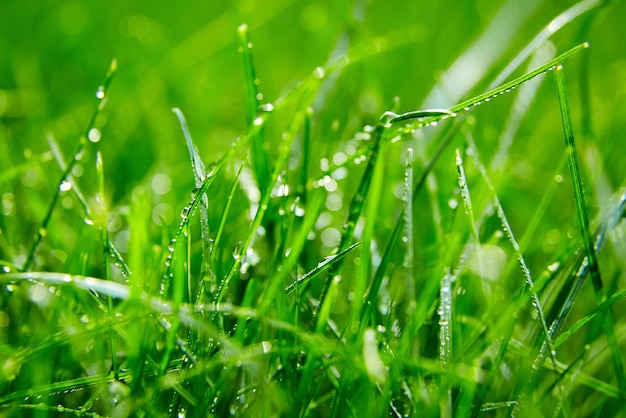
[490, 0, 605, 88]
[47, 134, 130, 278]
[171, 106, 212, 301]
[462, 129, 562, 412]
[21, 58, 117, 272]
[210, 160, 247, 277]
[95, 150, 119, 380]
[554, 64, 626, 391]
[238, 23, 271, 194]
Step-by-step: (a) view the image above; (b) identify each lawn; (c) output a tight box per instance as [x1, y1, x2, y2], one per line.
[1, 0, 626, 416]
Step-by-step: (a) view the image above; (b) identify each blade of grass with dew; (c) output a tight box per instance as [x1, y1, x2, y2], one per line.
[363, 121, 459, 323]
[171, 107, 212, 294]
[238, 23, 271, 194]
[315, 121, 386, 323]
[545, 190, 626, 342]
[21, 58, 117, 272]
[402, 148, 415, 304]
[284, 241, 362, 295]
[47, 134, 130, 278]
[259, 190, 325, 311]
[215, 84, 320, 305]
[95, 150, 119, 380]
[160, 26, 432, 286]
[461, 128, 562, 413]
[386, 43, 588, 138]
[554, 64, 626, 391]
[158, 221, 188, 377]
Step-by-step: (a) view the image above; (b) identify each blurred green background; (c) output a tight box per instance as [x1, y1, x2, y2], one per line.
[1, 0, 625, 272]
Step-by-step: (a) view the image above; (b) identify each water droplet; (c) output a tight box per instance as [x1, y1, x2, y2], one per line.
[554, 174, 564, 183]
[313, 66, 325, 79]
[84, 217, 94, 226]
[96, 86, 105, 99]
[259, 103, 274, 112]
[180, 206, 190, 220]
[547, 262, 560, 272]
[88, 128, 101, 143]
[59, 180, 72, 192]
[380, 111, 397, 127]
[253, 116, 263, 126]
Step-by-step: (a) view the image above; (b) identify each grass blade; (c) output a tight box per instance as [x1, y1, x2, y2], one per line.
[21, 58, 117, 272]
[238, 23, 271, 194]
[554, 64, 626, 391]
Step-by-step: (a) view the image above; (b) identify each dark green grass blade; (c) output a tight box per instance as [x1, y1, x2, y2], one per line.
[238, 23, 271, 194]
[21, 58, 117, 272]
[315, 124, 385, 321]
[554, 64, 626, 391]
[555, 288, 626, 348]
[285, 241, 361, 295]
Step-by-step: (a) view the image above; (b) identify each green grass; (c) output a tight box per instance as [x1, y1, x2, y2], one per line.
[1, 0, 626, 416]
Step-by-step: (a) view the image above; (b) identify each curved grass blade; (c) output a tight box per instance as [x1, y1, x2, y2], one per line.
[21, 58, 117, 272]
[171, 107, 212, 296]
[386, 43, 588, 137]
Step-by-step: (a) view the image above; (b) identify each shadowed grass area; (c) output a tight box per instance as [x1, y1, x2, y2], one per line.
[1, 0, 626, 416]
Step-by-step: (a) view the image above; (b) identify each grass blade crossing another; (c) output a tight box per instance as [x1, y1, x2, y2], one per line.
[554, 64, 626, 392]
